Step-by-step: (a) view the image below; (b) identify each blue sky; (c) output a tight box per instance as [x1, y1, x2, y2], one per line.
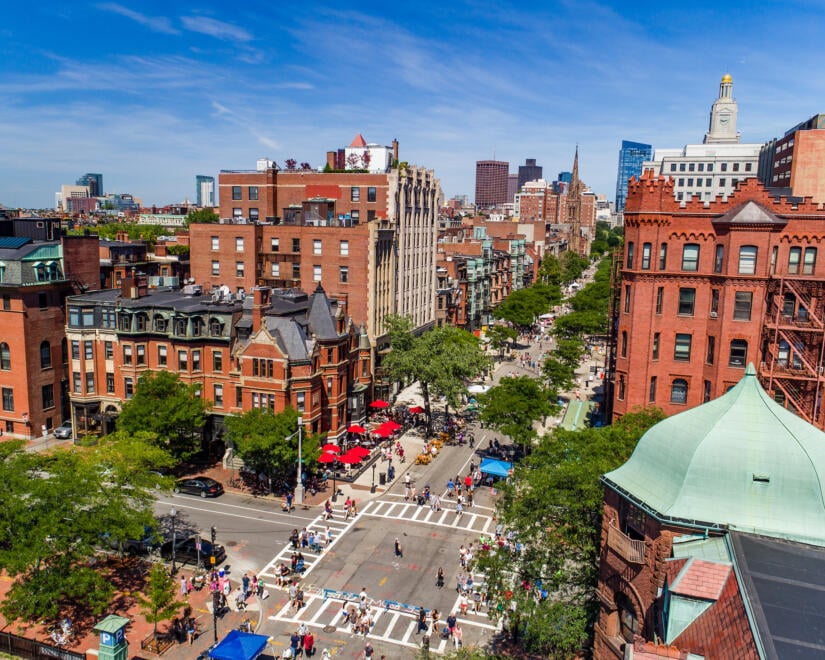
[1, 1, 824, 209]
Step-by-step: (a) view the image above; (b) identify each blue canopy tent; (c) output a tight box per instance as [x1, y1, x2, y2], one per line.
[209, 630, 270, 660]
[480, 457, 512, 478]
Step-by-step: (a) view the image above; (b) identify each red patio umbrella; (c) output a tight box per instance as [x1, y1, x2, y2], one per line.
[347, 424, 366, 434]
[317, 452, 337, 464]
[349, 445, 370, 458]
[369, 399, 390, 409]
[383, 420, 402, 431]
[408, 405, 424, 415]
[337, 450, 362, 464]
[321, 443, 341, 454]
[372, 427, 393, 438]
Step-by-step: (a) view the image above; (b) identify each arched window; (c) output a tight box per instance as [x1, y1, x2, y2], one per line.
[0, 342, 10, 370]
[34, 262, 46, 282]
[47, 261, 60, 280]
[671, 378, 688, 404]
[40, 340, 51, 369]
[615, 592, 639, 643]
[729, 339, 748, 367]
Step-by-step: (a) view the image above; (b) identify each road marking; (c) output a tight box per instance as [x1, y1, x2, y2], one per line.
[378, 576, 387, 587]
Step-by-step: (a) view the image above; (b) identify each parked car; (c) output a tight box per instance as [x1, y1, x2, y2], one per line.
[53, 421, 73, 439]
[160, 536, 226, 566]
[173, 476, 224, 498]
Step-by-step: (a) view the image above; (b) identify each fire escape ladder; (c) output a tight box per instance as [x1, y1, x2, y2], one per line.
[773, 379, 814, 424]
[776, 328, 820, 376]
[783, 279, 824, 329]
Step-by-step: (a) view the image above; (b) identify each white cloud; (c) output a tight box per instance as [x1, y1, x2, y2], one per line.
[181, 15, 253, 42]
[97, 3, 179, 35]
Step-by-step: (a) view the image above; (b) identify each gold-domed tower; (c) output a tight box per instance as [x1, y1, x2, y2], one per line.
[704, 73, 739, 144]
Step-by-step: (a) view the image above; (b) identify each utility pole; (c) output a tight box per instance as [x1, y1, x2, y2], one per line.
[295, 417, 304, 506]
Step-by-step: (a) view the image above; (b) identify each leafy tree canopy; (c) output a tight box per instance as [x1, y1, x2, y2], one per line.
[485, 324, 517, 358]
[538, 254, 562, 288]
[67, 222, 178, 249]
[137, 563, 186, 638]
[494, 286, 553, 328]
[541, 356, 576, 395]
[560, 251, 589, 284]
[477, 376, 554, 451]
[186, 208, 219, 224]
[117, 371, 210, 461]
[224, 407, 321, 481]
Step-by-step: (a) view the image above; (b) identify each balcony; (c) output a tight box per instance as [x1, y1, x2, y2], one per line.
[607, 524, 645, 564]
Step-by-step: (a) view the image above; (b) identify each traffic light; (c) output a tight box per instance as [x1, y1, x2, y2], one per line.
[210, 526, 217, 544]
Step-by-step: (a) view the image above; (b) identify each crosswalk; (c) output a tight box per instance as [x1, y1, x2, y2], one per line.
[269, 585, 498, 655]
[360, 498, 494, 534]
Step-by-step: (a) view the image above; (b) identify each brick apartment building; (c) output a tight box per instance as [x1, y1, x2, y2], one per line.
[610, 171, 825, 430]
[0, 233, 99, 439]
[99, 235, 189, 289]
[190, 147, 441, 349]
[758, 112, 825, 204]
[65, 278, 371, 443]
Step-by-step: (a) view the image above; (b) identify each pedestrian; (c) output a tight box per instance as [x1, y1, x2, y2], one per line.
[289, 631, 301, 657]
[290, 528, 299, 549]
[180, 576, 187, 597]
[186, 577, 194, 595]
[446, 612, 457, 635]
[324, 499, 334, 520]
[453, 623, 463, 648]
[416, 607, 428, 634]
[456, 497, 464, 517]
[473, 590, 482, 612]
[404, 472, 411, 488]
[459, 593, 469, 615]
[437, 566, 445, 588]
[363, 640, 374, 659]
[446, 478, 455, 497]
[242, 573, 250, 598]
[295, 586, 305, 610]
[394, 537, 403, 558]
[285, 490, 294, 511]
[303, 631, 315, 656]
[187, 617, 196, 645]
[251, 574, 258, 597]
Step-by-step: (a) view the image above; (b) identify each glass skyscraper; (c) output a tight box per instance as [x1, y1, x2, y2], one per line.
[615, 141, 652, 211]
[76, 173, 103, 197]
[196, 175, 215, 207]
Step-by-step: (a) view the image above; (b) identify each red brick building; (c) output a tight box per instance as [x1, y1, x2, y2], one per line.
[65, 280, 371, 442]
[759, 113, 825, 204]
[0, 234, 99, 438]
[611, 172, 825, 430]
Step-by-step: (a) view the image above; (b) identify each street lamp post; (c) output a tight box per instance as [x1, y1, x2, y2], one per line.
[371, 463, 377, 493]
[295, 417, 304, 506]
[170, 508, 177, 575]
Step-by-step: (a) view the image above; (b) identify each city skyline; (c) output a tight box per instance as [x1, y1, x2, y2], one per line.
[1, 1, 823, 209]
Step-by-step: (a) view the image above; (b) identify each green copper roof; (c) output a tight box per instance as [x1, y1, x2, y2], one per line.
[604, 364, 825, 546]
[93, 614, 130, 633]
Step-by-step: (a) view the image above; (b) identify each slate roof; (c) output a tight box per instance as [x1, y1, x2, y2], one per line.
[307, 284, 338, 340]
[603, 364, 825, 546]
[712, 200, 787, 227]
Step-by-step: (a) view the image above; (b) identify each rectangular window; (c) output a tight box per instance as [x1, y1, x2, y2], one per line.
[351, 210, 360, 223]
[123, 345, 132, 365]
[707, 335, 716, 364]
[678, 178, 685, 186]
[734, 291, 753, 321]
[249, 208, 259, 221]
[248, 186, 259, 201]
[313, 265, 322, 282]
[192, 350, 201, 372]
[682, 244, 699, 271]
[213, 351, 223, 372]
[641, 243, 651, 270]
[42, 384, 54, 409]
[232, 186, 242, 200]
[233, 209, 242, 219]
[687, 178, 694, 186]
[730, 340, 748, 367]
[707, 163, 714, 172]
[211, 261, 220, 276]
[656, 287, 664, 314]
[721, 163, 728, 172]
[652, 333, 660, 360]
[674, 333, 692, 361]
[271, 238, 279, 252]
[626, 242, 634, 269]
[252, 358, 259, 377]
[106, 373, 115, 393]
[104, 341, 113, 360]
[351, 187, 360, 202]
[689, 163, 695, 172]
[270, 262, 280, 277]
[719, 178, 726, 187]
[296, 391, 305, 412]
[252, 392, 260, 408]
[803, 247, 817, 275]
[367, 209, 376, 222]
[125, 377, 134, 399]
[3, 387, 14, 412]
[292, 238, 301, 253]
[313, 239, 322, 256]
[158, 345, 167, 366]
[236, 386, 243, 407]
[732, 163, 740, 172]
[670, 163, 677, 172]
[649, 377, 657, 403]
[339, 266, 349, 283]
[706, 178, 712, 187]
[85, 373, 94, 394]
[178, 350, 188, 371]
[680, 163, 686, 172]
[624, 285, 631, 313]
[714, 245, 724, 273]
[73, 372, 81, 394]
[738, 246, 757, 275]
[704, 380, 712, 402]
[136, 344, 145, 365]
[678, 288, 696, 315]
[211, 236, 219, 251]
[292, 263, 301, 279]
[84, 340, 93, 359]
[236, 261, 245, 277]
[235, 237, 244, 252]
[71, 340, 80, 360]
[659, 243, 667, 270]
[788, 247, 802, 274]
[340, 240, 349, 256]
[711, 289, 720, 317]
[367, 187, 377, 202]
[214, 384, 224, 407]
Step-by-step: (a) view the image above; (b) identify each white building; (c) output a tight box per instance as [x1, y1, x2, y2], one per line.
[55, 184, 90, 211]
[344, 134, 394, 173]
[643, 74, 761, 202]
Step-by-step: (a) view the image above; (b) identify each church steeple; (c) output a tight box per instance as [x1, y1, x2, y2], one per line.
[571, 145, 579, 184]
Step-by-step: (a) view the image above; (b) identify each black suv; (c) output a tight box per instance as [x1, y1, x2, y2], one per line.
[160, 536, 226, 566]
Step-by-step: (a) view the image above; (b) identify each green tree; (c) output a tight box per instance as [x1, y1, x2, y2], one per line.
[137, 563, 186, 639]
[224, 407, 320, 482]
[538, 254, 562, 287]
[186, 208, 219, 225]
[493, 286, 552, 329]
[554, 337, 585, 368]
[383, 317, 490, 433]
[485, 324, 517, 359]
[541, 356, 576, 395]
[477, 376, 554, 452]
[117, 372, 210, 461]
[166, 244, 190, 256]
[589, 239, 609, 256]
[474, 407, 666, 656]
[560, 251, 588, 284]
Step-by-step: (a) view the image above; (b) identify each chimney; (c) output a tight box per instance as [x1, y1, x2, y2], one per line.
[326, 151, 336, 170]
[392, 139, 399, 163]
[252, 286, 271, 332]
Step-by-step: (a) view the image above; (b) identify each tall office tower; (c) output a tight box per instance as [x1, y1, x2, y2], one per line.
[507, 174, 519, 202]
[475, 160, 509, 207]
[196, 175, 216, 207]
[517, 158, 543, 189]
[614, 140, 652, 212]
[76, 173, 103, 197]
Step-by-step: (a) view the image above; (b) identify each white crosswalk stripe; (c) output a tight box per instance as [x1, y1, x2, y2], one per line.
[360, 499, 493, 533]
